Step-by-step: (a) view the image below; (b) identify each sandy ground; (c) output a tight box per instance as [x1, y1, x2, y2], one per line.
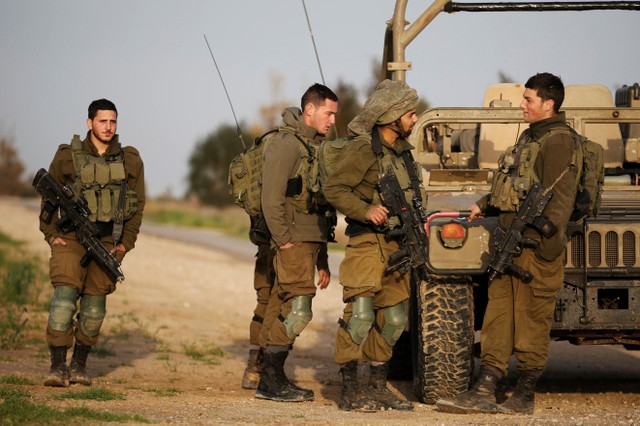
[1, 197, 640, 425]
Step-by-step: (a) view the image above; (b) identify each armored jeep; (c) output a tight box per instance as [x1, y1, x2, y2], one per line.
[384, 0, 640, 403]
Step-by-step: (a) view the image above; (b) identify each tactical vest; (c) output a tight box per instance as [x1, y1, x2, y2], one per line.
[489, 128, 579, 212]
[70, 135, 138, 223]
[274, 128, 323, 214]
[372, 142, 427, 231]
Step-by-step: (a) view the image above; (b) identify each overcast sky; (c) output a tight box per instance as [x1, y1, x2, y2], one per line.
[1, 1, 638, 197]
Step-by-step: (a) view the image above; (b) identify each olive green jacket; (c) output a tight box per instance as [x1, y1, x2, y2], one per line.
[261, 107, 327, 247]
[324, 127, 415, 224]
[479, 112, 578, 261]
[39, 132, 146, 252]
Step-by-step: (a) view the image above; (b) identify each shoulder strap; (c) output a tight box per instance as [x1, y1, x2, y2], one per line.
[401, 150, 423, 200]
[254, 128, 279, 148]
[70, 135, 84, 179]
[277, 127, 315, 161]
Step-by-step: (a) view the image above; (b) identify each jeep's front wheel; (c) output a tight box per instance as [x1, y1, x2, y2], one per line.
[413, 279, 475, 403]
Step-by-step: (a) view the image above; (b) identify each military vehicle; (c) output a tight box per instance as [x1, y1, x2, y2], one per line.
[384, 0, 640, 404]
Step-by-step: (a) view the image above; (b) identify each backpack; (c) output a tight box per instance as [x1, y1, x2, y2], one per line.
[316, 136, 353, 201]
[227, 128, 325, 217]
[571, 132, 605, 220]
[227, 129, 278, 217]
[542, 128, 604, 221]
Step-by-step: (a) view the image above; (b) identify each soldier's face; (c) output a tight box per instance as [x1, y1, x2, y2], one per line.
[399, 108, 418, 134]
[305, 99, 338, 136]
[87, 110, 117, 144]
[520, 88, 554, 123]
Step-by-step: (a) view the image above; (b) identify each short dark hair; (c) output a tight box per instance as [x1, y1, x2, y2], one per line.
[88, 99, 118, 120]
[525, 73, 564, 113]
[300, 83, 338, 111]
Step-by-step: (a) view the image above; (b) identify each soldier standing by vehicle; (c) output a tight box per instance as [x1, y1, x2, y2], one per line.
[436, 73, 580, 415]
[40, 99, 145, 387]
[324, 79, 421, 412]
[255, 83, 337, 402]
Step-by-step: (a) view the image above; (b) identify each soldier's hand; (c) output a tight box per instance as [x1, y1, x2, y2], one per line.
[111, 243, 127, 262]
[317, 268, 330, 289]
[279, 242, 295, 250]
[468, 204, 482, 221]
[366, 204, 389, 226]
[50, 236, 67, 246]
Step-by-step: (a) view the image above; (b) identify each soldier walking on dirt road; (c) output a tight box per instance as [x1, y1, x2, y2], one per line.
[39, 99, 145, 388]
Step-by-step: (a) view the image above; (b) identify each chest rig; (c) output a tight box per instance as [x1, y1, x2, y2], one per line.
[70, 135, 138, 227]
[278, 128, 322, 214]
[489, 129, 579, 212]
[371, 130, 427, 231]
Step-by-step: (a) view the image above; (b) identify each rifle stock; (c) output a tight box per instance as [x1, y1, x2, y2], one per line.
[33, 168, 124, 283]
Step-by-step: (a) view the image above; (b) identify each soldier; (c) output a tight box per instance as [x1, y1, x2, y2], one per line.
[436, 73, 580, 415]
[324, 79, 422, 411]
[255, 83, 337, 402]
[40, 99, 145, 387]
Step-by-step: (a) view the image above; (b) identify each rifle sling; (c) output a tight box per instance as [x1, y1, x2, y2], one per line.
[112, 180, 126, 246]
[370, 127, 422, 201]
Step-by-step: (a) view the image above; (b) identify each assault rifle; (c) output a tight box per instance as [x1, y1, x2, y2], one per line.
[488, 182, 556, 283]
[32, 168, 124, 283]
[377, 170, 429, 279]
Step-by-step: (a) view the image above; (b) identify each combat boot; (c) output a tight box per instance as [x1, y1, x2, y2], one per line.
[242, 348, 263, 389]
[338, 361, 383, 412]
[44, 346, 69, 387]
[68, 343, 92, 386]
[496, 370, 542, 415]
[279, 349, 314, 400]
[367, 363, 414, 411]
[435, 364, 502, 414]
[255, 350, 310, 402]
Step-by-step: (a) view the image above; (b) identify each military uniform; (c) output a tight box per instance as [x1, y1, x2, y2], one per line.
[40, 130, 144, 387]
[436, 102, 581, 416]
[260, 107, 328, 346]
[324, 79, 419, 411]
[478, 112, 578, 373]
[256, 106, 329, 402]
[325, 132, 419, 364]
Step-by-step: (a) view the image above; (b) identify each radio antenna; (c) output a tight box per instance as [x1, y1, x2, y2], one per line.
[301, 0, 326, 85]
[203, 34, 246, 151]
[301, 0, 339, 138]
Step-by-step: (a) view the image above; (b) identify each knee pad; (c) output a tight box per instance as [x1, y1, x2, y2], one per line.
[345, 297, 374, 345]
[380, 303, 407, 347]
[282, 296, 312, 339]
[48, 286, 78, 331]
[79, 295, 106, 337]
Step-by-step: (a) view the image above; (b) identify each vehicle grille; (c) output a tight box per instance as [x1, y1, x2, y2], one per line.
[565, 224, 638, 268]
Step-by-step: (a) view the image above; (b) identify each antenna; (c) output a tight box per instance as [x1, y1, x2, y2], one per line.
[203, 34, 246, 151]
[301, 0, 326, 85]
[301, 0, 339, 139]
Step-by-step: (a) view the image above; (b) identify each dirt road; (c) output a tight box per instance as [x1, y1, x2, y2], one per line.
[1, 197, 640, 425]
